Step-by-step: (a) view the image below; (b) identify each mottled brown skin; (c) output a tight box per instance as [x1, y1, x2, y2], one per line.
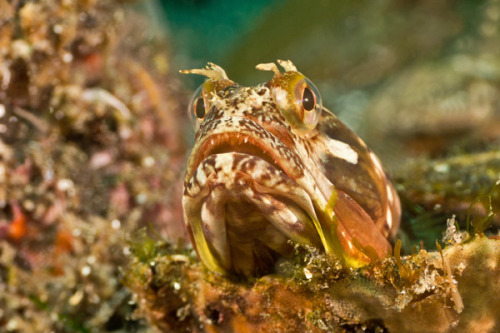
[182, 61, 400, 276]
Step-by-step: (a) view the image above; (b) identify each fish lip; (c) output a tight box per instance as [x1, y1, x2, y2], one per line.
[192, 132, 282, 174]
[185, 117, 304, 186]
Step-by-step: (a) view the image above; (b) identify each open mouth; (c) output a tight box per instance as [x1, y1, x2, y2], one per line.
[183, 130, 322, 276]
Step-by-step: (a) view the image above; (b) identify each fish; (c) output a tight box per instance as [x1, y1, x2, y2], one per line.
[181, 60, 400, 276]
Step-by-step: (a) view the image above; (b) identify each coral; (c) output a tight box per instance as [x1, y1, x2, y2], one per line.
[0, 0, 186, 331]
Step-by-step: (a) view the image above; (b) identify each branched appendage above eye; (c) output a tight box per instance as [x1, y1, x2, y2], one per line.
[180, 62, 229, 80]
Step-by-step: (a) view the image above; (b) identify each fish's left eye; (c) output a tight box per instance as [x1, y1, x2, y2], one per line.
[272, 72, 322, 135]
[290, 78, 322, 133]
[301, 86, 316, 111]
[297, 79, 322, 131]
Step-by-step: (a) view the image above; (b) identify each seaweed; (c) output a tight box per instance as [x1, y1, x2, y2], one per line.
[466, 179, 500, 237]
[393, 239, 421, 286]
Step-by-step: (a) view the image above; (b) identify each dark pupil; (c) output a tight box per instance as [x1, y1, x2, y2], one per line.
[195, 97, 205, 118]
[302, 87, 315, 111]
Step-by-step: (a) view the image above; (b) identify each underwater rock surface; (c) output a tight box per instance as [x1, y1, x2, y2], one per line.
[126, 236, 500, 332]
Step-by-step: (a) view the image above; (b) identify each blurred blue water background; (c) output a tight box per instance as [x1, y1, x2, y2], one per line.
[149, 0, 498, 158]
[150, 0, 500, 246]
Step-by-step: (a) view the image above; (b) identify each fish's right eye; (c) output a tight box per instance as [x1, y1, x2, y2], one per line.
[194, 96, 206, 119]
[188, 85, 206, 129]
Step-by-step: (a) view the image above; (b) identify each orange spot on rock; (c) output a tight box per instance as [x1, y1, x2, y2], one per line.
[8, 203, 27, 241]
[55, 229, 74, 255]
[83, 53, 103, 74]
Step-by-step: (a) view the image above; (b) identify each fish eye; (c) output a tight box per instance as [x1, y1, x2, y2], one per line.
[272, 75, 322, 135]
[294, 78, 322, 132]
[194, 96, 206, 119]
[301, 86, 316, 111]
[188, 85, 206, 129]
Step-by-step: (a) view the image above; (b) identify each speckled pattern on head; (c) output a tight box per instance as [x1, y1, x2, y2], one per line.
[182, 61, 401, 276]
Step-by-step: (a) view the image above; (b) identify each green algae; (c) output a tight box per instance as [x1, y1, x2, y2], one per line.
[466, 180, 500, 237]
